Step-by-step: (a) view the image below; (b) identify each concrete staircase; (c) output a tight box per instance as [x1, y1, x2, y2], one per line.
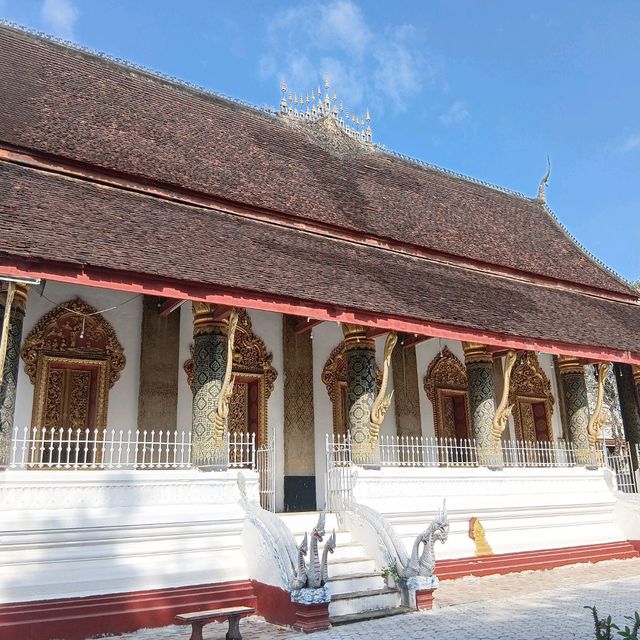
[277, 512, 411, 625]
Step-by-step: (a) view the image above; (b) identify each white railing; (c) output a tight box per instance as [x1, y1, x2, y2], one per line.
[325, 433, 639, 472]
[604, 444, 639, 494]
[501, 438, 577, 468]
[325, 434, 354, 512]
[378, 434, 479, 467]
[8, 425, 255, 470]
[256, 437, 276, 512]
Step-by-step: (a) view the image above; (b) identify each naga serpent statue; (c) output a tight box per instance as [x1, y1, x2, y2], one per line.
[320, 530, 337, 586]
[213, 308, 239, 446]
[370, 332, 397, 448]
[400, 500, 450, 578]
[291, 532, 309, 591]
[306, 512, 327, 589]
[587, 362, 611, 448]
[491, 350, 518, 442]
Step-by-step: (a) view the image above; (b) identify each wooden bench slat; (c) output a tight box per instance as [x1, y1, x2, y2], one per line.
[176, 606, 255, 622]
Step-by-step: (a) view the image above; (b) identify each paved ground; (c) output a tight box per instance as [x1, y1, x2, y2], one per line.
[97, 559, 640, 639]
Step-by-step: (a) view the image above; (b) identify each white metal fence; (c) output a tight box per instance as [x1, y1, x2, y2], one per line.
[604, 444, 639, 494]
[8, 425, 255, 470]
[256, 437, 276, 512]
[378, 434, 479, 467]
[324, 433, 639, 510]
[325, 434, 354, 512]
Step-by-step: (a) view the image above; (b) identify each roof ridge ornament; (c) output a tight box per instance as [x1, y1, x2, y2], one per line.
[280, 75, 372, 144]
[537, 155, 551, 201]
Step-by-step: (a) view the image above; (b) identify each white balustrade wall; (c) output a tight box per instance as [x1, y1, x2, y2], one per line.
[0, 469, 259, 605]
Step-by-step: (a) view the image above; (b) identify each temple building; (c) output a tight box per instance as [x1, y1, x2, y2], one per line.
[1, 22, 640, 640]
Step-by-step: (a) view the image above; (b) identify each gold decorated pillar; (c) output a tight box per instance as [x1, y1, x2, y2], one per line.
[343, 323, 377, 465]
[462, 343, 504, 467]
[0, 283, 29, 469]
[191, 303, 238, 471]
[557, 355, 591, 465]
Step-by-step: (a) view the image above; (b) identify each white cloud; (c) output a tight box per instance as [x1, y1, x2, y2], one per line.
[439, 100, 470, 126]
[40, 0, 78, 40]
[260, 1, 429, 115]
[620, 133, 640, 153]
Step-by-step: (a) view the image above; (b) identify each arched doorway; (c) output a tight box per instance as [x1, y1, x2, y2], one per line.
[21, 298, 125, 463]
[321, 341, 382, 437]
[424, 347, 471, 441]
[509, 352, 554, 442]
[185, 309, 277, 449]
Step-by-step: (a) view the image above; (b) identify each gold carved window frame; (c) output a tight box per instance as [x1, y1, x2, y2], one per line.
[424, 346, 472, 440]
[184, 309, 277, 448]
[509, 352, 555, 442]
[21, 298, 126, 463]
[321, 341, 382, 437]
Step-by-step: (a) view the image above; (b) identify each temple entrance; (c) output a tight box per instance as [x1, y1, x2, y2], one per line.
[34, 356, 108, 464]
[21, 298, 125, 466]
[509, 353, 554, 442]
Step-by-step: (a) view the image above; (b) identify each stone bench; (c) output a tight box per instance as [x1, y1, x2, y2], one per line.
[176, 605, 255, 640]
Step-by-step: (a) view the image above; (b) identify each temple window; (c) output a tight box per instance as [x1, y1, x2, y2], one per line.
[424, 346, 472, 441]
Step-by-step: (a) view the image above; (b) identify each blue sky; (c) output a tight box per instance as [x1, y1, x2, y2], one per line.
[1, 0, 638, 282]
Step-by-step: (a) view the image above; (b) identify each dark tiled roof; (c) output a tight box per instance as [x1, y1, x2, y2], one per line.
[0, 24, 633, 297]
[2, 162, 639, 355]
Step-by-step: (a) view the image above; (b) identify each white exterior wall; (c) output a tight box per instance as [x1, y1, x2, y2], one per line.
[246, 309, 284, 512]
[0, 469, 258, 604]
[353, 466, 626, 561]
[14, 282, 142, 431]
[414, 338, 466, 438]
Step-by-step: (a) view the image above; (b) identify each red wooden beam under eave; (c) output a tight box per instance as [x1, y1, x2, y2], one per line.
[159, 298, 186, 316]
[366, 328, 390, 339]
[294, 318, 325, 334]
[402, 334, 433, 349]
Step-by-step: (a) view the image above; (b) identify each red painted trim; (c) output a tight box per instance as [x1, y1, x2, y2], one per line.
[293, 602, 331, 634]
[0, 146, 636, 305]
[1, 256, 639, 364]
[0, 580, 256, 640]
[250, 581, 297, 628]
[436, 541, 639, 581]
[629, 540, 640, 553]
[158, 297, 185, 316]
[294, 318, 325, 334]
[415, 589, 435, 611]
[402, 335, 433, 349]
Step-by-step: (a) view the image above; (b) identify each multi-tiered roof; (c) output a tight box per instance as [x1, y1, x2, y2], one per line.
[0, 23, 638, 361]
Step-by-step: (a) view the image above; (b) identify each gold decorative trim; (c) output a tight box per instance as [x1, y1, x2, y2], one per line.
[322, 340, 382, 436]
[184, 309, 277, 447]
[370, 332, 397, 447]
[424, 346, 471, 440]
[462, 342, 492, 364]
[557, 355, 583, 375]
[509, 352, 555, 442]
[31, 355, 109, 438]
[587, 362, 611, 448]
[21, 298, 125, 389]
[492, 350, 517, 442]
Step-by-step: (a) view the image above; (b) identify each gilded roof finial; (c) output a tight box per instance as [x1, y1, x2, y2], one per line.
[278, 74, 373, 143]
[537, 156, 551, 201]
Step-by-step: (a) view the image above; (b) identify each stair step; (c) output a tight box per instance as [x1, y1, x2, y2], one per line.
[331, 587, 399, 601]
[330, 606, 414, 626]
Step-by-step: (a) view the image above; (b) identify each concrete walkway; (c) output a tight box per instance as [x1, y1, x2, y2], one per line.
[96, 558, 640, 639]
